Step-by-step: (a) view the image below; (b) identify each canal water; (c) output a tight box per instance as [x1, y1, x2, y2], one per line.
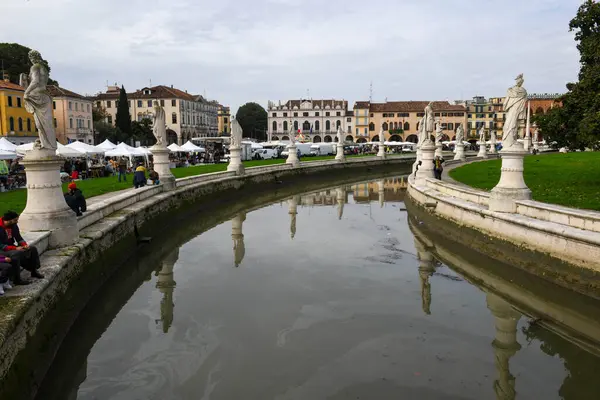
[34, 176, 600, 400]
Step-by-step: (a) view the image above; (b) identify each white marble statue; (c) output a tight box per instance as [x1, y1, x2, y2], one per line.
[424, 102, 435, 134]
[289, 125, 296, 145]
[152, 101, 167, 145]
[502, 74, 528, 148]
[19, 50, 57, 150]
[490, 130, 497, 145]
[435, 119, 443, 143]
[418, 116, 427, 145]
[337, 126, 343, 144]
[478, 125, 486, 144]
[532, 123, 539, 144]
[456, 124, 464, 143]
[231, 118, 243, 148]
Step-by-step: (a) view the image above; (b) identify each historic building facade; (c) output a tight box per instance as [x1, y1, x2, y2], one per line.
[95, 85, 221, 144]
[0, 79, 41, 144]
[218, 105, 231, 135]
[48, 85, 94, 144]
[267, 99, 352, 142]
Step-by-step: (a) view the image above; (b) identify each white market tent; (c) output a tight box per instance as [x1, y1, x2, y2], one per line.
[242, 141, 263, 150]
[180, 140, 205, 153]
[96, 139, 117, 150]
[104, 142, 147, 158]
[0, 137, 18, 152]
[0, 149, 17, 160]
[167, 143, 183, 152]
[16, 142, 85, 158]
[66, 141, 105, 155]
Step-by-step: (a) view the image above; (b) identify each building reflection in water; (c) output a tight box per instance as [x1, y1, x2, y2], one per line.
[350, 177, 407, 204]
[231, 212, 246, 266]
[156, 248, 179, 333]
[486, 293, 521, 400]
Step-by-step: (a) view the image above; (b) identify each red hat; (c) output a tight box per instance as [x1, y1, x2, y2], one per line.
[68, 182, 77, 190]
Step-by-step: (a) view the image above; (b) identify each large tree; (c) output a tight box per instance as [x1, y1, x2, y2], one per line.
[534, 0, 600, 149]
[115, 85, 131, 136]
[0, 43, 58, 85]
[131, 118, 155, 146]
[236, 102, 267, 140]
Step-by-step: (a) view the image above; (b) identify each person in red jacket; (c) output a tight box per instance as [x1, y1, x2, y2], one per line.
[0, 211, 44, 280]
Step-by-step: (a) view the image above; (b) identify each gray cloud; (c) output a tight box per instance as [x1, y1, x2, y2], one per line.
[0, 0, 581, 113]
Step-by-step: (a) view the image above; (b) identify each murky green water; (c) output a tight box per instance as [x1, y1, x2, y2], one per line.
[34, 176, 600, 400]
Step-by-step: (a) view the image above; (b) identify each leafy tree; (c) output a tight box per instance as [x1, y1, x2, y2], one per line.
[94, 121, 121, 144]
[92, 105, 108, 123]
[235, 102, 267, 140]
[115, 85, 131, 136]
[0, 43, 59, 85]
[534, 0, 600, 149]
[131, 118, 155, 146]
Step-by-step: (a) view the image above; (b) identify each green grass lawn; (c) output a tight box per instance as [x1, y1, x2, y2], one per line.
[449, 152, 600, 211]
[1, 154, 386, 213]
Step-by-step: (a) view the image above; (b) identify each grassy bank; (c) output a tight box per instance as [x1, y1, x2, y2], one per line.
[0, 154, 386, 213]
[449, 152, 600, 211]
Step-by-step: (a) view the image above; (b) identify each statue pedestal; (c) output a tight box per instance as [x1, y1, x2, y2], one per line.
[412, 146, 423, 175]
[415, 141, 435, 185]
[335, 143, 345, 161]
[150, 145, 175, 189]
[477, 141, 488, 158]
[227, 146, 245, 175]
[453, 143, 466, 161]
[19, 148, 78, 247]
[377, 142, 386, 158]
[524, 136, 531, 152]
[434, 142, 443, 158]
[489, 142, 497, 155]
[286, 144, 300, 167]
[489, 144, 531, 213]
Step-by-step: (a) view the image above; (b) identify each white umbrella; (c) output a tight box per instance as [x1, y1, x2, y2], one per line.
[180, 140, 205, 153]
[16, 142, 84, 158]
[0, 137, 18, 152]
[66, 140, 104, 155]
[0, 149, 17, 160]
[167, 143, 183, 152]
[96, 139, 117, 150]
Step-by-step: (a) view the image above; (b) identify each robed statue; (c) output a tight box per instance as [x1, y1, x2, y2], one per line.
[19, 50, 57, 150]
[532, 123, 539, 144]
[456, 124, 464, 143]
[435, 119, 443, 144]
[478, 125, 486, 144]
[289, 124, 296, 145]
[490, 130, 497, 145]
[231, 118, 243, 148]
[152, 101, 167, 145]
[336, 126, 343, 144]
[502, 74, 527, 148]
[418, 116, 427, 145]
[424, 102, 435, 134]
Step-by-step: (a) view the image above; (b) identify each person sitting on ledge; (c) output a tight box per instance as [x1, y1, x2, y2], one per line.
[64, 182, 87, 216]
[0, 211, 44, 280]
[148, 169, 160, 185]
[133, 162, 147, 189]
[0, 252, 30, 293]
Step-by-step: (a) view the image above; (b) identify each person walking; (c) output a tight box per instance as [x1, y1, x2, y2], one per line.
[118, 157, 128, 182]
[433, 156, 445, 180]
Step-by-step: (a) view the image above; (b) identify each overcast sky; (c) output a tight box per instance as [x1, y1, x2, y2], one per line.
[0, 0, 582, 113]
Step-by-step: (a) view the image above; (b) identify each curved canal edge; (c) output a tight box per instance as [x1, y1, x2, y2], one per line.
[0, 156, 413, 398]
[406, 162, 600, 295]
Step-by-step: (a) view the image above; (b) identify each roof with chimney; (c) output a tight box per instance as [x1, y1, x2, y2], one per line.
[94, 85, 196, 101]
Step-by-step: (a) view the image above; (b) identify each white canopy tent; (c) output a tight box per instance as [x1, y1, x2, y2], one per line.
[66, 141, 105, 155]
[96, 139, 117, 150]
[104, 142, 147, 158]
[167, 143, 184, 152]
[0, 149, 17, 160]
[16, 142, 85, 158]
[0, 138, 18, 152]
[180, 141, 205, 153]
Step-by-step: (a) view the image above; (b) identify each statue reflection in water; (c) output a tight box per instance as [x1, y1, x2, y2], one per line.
[413, 237, 436, 315]
[155, 248, 179, 333]
[336, 187, 346, 220]
[231, 212, 246, 267]
[377, 179, 385, 208]
[288, 196, 299, 239]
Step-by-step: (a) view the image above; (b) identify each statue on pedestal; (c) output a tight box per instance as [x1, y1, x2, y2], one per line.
[478, 125, 486, 144]
[231, 118, 243, 148]
[424, 102, 435, 135]
[336, 126, 343, 144]
[532, 123, 539, 145]
[19, 50, 57, 150]
[152, 101, 167, 146]
[456, 124, 464, 143]
[491, 130, 497, 145]
[435, 119, 444, 144]
[502, 74, 528, 149]
[418, 116, 427, 145]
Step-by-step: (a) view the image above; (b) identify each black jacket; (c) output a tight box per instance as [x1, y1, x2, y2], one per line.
[65, 189, 87, 216]
[0, 218, 26, 251]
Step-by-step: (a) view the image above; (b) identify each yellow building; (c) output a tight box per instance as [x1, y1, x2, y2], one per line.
[218, 105, 230, 135]
[353, 102, 370, 141]
[0, 79, 39, 143]
[465, 96, 496, 141]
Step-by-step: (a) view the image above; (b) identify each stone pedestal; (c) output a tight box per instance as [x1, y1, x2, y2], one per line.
[415, 141, 435, 184]
[19, 148, 78, 247]
[412, 147, 422, 175]
[453, 143, 466, 161]
[227, 146, 245, 175]
[434, 142, 443, 158]
[489, 144, 531, 213]
[524, 136, 531, 152]
[377, 142, 386, 158]
[486, 293, 521, 400]
[335, 143, 345, 161]
[150, 145, 175, 189]
[157, 249, 178, 333]
[288, 196, 298, 239]
[286, 144, 300, 167]
[232, 212, 246, 266]
[477, 141, 488, 158]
